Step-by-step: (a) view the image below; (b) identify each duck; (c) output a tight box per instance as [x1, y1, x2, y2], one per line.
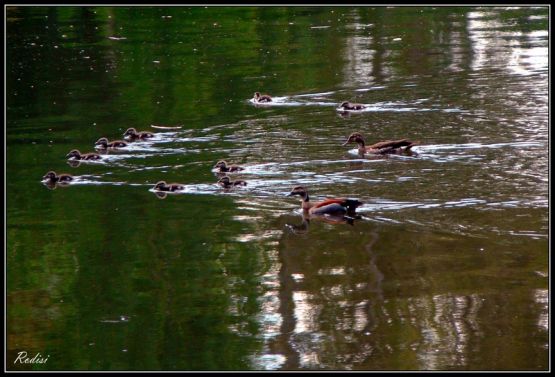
[288, 186, 363, 217]
[123, 127, 154, 140]
[94, 137, 128, 149]
[42, 171, 73, 184]
[218, 176, 247, 189]
[342, 132, 418, 155]
[253, 92, 273, 103]
[214, 161, 244, 173]
[153, 181, 185, 192]
[339, 101, 366, 111]
[66, 149, 102, 160]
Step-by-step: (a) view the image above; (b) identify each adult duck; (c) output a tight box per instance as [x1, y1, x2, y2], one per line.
[42, 171, 73, 184]
[153, 181, 185, 192]
[123, 127, 154, 140]
[339, 101, 366, 111]
[66, 149, 102, 160]
[94, 137, 128, 149]
[253, 92, 273, 103]
[288, 186, 363, 217]
[218, 176, 247, 189]
[342, 132, 418, 155]
[214, 161, 244, 173]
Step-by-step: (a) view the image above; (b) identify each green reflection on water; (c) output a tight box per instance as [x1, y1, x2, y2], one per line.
[7, 5, 548, 371]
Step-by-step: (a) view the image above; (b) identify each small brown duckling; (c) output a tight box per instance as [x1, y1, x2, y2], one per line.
[153, 181, 185, 192]
[214, 161, 244, 173]
[123, 127, 154, 140]
[288, 186, 362, 216]
[342, 132, 418, 155]
[339, 101, 366, 111]
[94, 137, 128, 149]
[218, 176, 247, 189]
[253, 92, 273, 103]
[66, 149, 102, 160]
[42, 171, 74, 184]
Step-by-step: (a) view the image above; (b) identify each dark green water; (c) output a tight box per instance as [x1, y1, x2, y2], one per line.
[6, 6, 548, 371]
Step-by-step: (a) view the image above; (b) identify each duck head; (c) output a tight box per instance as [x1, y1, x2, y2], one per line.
[154, 181, 168, 191]
[254, 92, 261, 100]
[342, 132, 365, 146]
[42, 171, 57, 181]
[94, 137, 109, 148]
[288, 186, 309, 201]
[214, 160, 228, 170]
[218, 176, 231, 186]
[66, 149, 81, 159]
[123, 128, 138, 137]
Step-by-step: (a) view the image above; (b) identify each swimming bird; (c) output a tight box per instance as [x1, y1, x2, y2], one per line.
[123, 127, 154, 140]
[153, 181, 185, 192]
[94, 137, 128, 149]
[339, 101, 366, 111]
[66, 149, 102, 160]
[288, 186, 363, 217]
[253, 92, 273, 103]
[218, 176, 247, 189]
[42, 171, 73, 184]
[214, 161, 244, 173]
[342, 132, 418, 155]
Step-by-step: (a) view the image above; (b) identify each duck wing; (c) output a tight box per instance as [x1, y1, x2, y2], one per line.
[368, 139, 416, 150]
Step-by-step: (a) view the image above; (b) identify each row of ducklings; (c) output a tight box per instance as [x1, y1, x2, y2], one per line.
[253, 91, 366, 111]
[44, 130, 418, 213]
[64, 127, 154, 161]
[42, 127, 156, 186]
[154, 160, 247, 192]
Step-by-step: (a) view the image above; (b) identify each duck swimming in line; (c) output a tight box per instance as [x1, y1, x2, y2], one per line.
[342, 132, 418, 155]
[214, 161, 244, 173]
[253, 92, 273, 103]
[66, 149, 102, 160]
[288, 186, 363, 217]
[153, 181, 185, 192]
[339, 101, 366, 111]
[123, 127, 154, 140]
[218, 176, 247, 189]
[42, 171, 73, 184]
[94, 137, 128, 149]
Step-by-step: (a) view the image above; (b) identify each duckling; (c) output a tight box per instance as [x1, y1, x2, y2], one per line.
[123, 127, 154, 140]
[288, 186, 363, 217]
[253, 92, 273, 103]
[342, 132, 418, 155]
[66, 149, 102, 160]
[153, 181, 185, 192]
[218, 176, 247, 189]
[94, 137, 128, 149]
[42, 171, 74, 184]
[339, 101, 366, 111]
[214, 160, 244, 173]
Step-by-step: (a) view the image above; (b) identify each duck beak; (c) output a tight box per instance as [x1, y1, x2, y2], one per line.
[287, 192, 294, 196]
[342, 139, 350, 146]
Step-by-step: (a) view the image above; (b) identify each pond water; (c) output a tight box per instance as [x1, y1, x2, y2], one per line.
[6, 6, 549, 371]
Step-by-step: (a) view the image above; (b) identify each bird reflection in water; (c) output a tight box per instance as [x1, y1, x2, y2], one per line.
[285, 211, 362, 234]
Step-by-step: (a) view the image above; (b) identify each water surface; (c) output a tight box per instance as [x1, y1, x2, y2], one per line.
[7, 6, 549, 371]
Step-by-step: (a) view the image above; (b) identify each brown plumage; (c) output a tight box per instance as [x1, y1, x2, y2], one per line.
[94, 137, 128, 149]
[253, 92, 273, 103]
[42, 171, 73, 184]
[214, 161, 244, 173]
[66, 149, 102, 160]
[288, 186, 362, 216]
[218, 176, 247, 189]
[339, 101, 366, 111]
[123, 127, 154, 140]
[342, 132, 418, 155]
[153, 181, 185, 192]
